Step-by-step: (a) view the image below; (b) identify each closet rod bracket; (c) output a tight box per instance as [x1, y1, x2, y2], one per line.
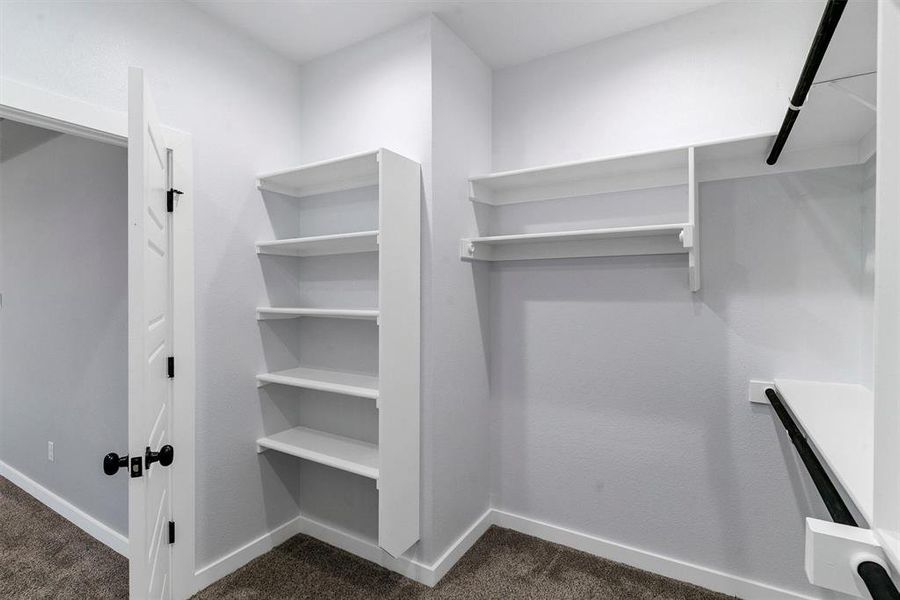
[805, 518, 890, 598]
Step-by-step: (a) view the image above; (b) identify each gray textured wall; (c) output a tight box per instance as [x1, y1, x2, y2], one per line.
[0, 120, 128, 535]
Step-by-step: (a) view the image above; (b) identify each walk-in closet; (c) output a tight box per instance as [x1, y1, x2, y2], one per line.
[1, 1, 898, 599]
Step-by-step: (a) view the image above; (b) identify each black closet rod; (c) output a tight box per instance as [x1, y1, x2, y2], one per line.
[766, 0, 848, 165]
[764, 388, 900, 600]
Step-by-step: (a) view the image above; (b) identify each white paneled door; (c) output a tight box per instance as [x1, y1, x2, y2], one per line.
[128, 67, 175, 600]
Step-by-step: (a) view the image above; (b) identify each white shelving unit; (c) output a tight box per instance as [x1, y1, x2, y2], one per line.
[257, 427, 380, 480]
[257, 150, 381, 197]
[256, 366, 379, 400]
[774, 379, 874, 524]
[469, 147, 689, 206]
[255, 148, 421, 557]
[460, 224, 690, 262]
[256, 308, 379, 321]
[461, 113, 878, 293]
[462, 147, 700, 291]
[256, 230, 379, 257]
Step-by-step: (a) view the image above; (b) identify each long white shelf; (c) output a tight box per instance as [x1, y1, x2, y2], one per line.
[256, 426, 379, 480]
[256, 230, 379, 257]
[470, 99, 875, 208]
[257, 150, 380, 198]
[257, 366, 379, 400]
[774, 379, 874, 524]
[470, 147, 688, 206]
[460, 223, 691, 262]
[257, 307, 379, 321]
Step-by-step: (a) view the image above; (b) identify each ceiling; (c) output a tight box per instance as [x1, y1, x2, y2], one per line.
[188, 1, 721, 69]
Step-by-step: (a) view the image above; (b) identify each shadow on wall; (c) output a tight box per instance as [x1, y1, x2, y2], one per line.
[0, 119, 63, 163]
[700, 167, 867, 375]
[0, 118, 129, 537]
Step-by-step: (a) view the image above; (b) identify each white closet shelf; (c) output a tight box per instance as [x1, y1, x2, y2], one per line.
[257, 150, 380, 198]
[256, 230, 379, 257]
[257, 366, 379, 399]
[257, 307, 379, 321]
[774, 379, 874, 523]
[460, 223, 692, 262]
[470, 147, 688, 205]
[471, 113, 876, 208]
[257, 426, 379, 480]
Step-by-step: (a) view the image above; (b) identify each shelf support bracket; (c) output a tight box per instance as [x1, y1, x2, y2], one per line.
[806, 518, 890, 598]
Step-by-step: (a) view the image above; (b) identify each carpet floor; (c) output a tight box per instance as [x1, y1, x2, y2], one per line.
[0, 475, 127, 599]
[0, 474, 736, 599]
[194, 526, 736, 600]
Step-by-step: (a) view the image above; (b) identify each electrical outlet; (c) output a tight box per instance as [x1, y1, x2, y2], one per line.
[48, 441, 54, 462]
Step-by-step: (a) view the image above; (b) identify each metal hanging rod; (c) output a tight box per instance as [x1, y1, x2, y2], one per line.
[766, 0, 848, 166]
[765, 388, 900, 600]
[764, 387, 856, 525]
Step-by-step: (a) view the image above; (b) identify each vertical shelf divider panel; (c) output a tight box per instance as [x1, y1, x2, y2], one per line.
[376, 149, 422, 557]
[687, 146, 700, 292]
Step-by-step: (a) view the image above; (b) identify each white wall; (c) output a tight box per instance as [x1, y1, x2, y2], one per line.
[0, 120, 128, 536]
[487, 2, 876, 595]
[0, 0, 306, 568]
[492, 1, 826, 171]
[428, 18, 493, 562]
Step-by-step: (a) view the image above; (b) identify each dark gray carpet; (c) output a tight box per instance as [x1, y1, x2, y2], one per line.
[0, 475, 127, 599]
[194, 526, 736, 600]
[0, 472, 736, 599]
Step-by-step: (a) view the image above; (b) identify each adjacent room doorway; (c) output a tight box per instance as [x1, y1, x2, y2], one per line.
[0, 68, 196, 600]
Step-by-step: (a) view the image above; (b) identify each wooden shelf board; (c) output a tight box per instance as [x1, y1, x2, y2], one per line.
[257, 307, 379, 321]
[774, 378, 874, 524]
[256, 230, 379, 257]
[257, 426, 379, 480]
[257, 150, 380, 198]
[460, 223, 690, 262]
[257, 366, 379, 399]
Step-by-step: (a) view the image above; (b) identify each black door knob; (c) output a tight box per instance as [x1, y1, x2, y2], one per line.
[145, 444, 174, 469]
[103, 452, 128, 476]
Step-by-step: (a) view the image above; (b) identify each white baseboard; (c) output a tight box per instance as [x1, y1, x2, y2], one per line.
[492, 509, 823, 600]
[193, 515, 304, 592]
[293, 514, 431, 583]
[192, 508, 493, 592]
[426, 508, 493, 585]
[0, 460, 128, 556]
[192, 507, 824, 599]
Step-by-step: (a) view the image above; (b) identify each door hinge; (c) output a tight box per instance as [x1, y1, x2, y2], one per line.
[167, 188, 183, 213]
[168, 521, 175, 544]
[167, 356, 175, 379]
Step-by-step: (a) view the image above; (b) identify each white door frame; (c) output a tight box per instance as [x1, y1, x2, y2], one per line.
[0, 77, 196, 599]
